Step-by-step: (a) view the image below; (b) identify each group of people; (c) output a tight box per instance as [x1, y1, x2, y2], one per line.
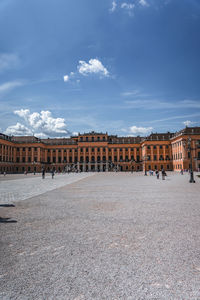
[147, 169, 167, 180]
[41, 168, 55, 179]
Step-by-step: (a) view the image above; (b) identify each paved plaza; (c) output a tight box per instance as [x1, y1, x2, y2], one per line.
[0, 172, 200, 299]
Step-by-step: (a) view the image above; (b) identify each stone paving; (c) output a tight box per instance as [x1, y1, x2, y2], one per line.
[0, 172, 200, 300]
[0, 173, 94, 204]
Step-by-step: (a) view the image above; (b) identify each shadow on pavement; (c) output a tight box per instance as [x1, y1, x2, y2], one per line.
[0, 217, 17, 223]
[0, 204, 15, 207]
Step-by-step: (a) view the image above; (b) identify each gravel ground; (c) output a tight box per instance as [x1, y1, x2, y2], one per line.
[0, 172, 200, 300]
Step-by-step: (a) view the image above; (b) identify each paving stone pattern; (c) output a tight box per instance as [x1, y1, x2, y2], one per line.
[0, 172, 200, 299]
[0, 173, 94, 204]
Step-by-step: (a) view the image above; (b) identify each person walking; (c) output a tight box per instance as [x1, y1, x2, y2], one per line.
[162, 169, 165, 180]
[51, 169, 55, 179]
[156, 170, 159, 179]
[42, 168, 45, 179]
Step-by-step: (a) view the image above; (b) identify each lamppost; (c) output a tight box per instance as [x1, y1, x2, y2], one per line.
[183, 137, 195, 183]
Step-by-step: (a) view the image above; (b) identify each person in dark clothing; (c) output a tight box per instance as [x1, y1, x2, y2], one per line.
[42, 168, 45, 179]
[161, 169, 165, 180]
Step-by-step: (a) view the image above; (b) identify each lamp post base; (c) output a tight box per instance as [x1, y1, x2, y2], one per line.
[189, 171, 195, 183]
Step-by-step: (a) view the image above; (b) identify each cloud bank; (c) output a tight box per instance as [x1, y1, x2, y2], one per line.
[129, 125, 153, 135]
[4, 109, 71, 138]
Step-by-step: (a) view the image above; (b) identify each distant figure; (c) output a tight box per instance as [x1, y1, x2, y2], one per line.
[162, 169, 165, 180]
[180, 169, 183, 175]
[51, 169, 55, 179]
[34, 171, 36, 175]
[24, 171, 27, 175]
[156, 170, 159, 179]
[3, 171, 6, 176]
[42, 168, 45, 179]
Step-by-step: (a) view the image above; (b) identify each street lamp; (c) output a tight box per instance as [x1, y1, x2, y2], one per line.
[183, 138, 195, 183]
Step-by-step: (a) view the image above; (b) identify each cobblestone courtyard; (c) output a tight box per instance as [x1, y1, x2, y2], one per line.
[1, 172, 200, 299]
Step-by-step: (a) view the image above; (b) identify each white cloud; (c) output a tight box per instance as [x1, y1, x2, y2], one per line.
[63, 75, 69, 82]
[0, 53, 19, 72]
[121, 2, 135, 16]
[0, 81, 23, 93]
[129, 125, 153, 135]
[110, 1, 117, 12]
[183, 120, 193, 127]
[4, 122, 32, 136]
[5, 109, 71, 138]
[78, 58, 109, 77]
[139, 0, 148, 6]
[121, 3, 135, 9]
[64, 58, 109, 82]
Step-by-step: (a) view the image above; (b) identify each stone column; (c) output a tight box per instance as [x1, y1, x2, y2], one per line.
[20, 147, 22, 163]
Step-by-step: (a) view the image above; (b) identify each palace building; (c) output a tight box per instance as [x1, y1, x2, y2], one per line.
[0, 127, 200, 174]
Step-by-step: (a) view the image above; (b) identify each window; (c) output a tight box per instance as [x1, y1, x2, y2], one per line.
[103, 148, 105, 152]
[86, 137, 88, 142]
[17, 147, 19, 151]
[153, 146, 156, 149]
[28, 157, 31, 162]
[103, 137, 105, 141]
[28, 147, 31, 151]
[147, 146, 150, 149]
[22, 157, 25, 162]
[34, 147, 37, 151]
[86, 148, 88, 152]
[154, 155, 157, 161]
[23, 147, 25, 151]
[137, 148, 139, 152]
[160, 145, 163, 149]
[92, 137, 94, 142]
[166, 145, 169, 149]
[58, 150, 61, 153]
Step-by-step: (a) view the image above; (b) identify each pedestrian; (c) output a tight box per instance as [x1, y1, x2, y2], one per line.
[156, 170, 159, 179]
[51, 169, 55, 179]
[3, 171, 6, 176]
[162, 169, 165, 180]
[42, 168, 45, 179]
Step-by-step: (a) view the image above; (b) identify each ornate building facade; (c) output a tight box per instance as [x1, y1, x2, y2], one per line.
[0, 127, 200, 173]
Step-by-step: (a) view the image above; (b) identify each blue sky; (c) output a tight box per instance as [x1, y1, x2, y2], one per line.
[0, 0, 200, 137]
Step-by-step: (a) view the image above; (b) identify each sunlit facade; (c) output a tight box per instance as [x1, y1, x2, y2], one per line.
[0, 127, 200, 173]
